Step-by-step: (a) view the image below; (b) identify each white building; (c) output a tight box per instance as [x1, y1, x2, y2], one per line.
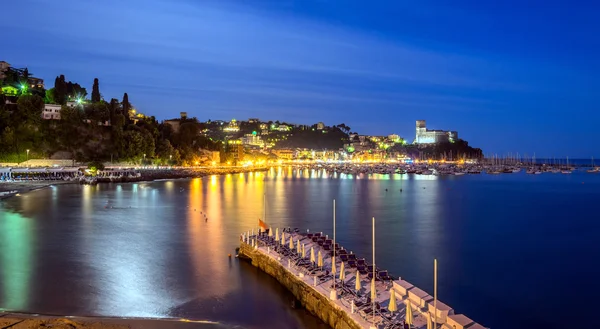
[415, 120, 458, 144]
[277, 124, 291, 132]
[223, 119, 240, 132]
[42, 104, 61, 120]
[241, 133, 263, 146]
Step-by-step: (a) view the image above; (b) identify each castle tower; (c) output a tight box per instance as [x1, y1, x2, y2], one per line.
[416, 120, 426, 143]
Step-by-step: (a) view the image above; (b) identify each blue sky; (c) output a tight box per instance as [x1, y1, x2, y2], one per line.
[2, 0, 598, 156]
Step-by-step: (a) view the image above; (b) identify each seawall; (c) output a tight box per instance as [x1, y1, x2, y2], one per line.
[238, 243, 365, 329]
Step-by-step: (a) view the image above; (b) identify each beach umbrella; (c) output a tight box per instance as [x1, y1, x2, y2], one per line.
[339, 261, 345, 281]
[275, 228, 279, 242]
[317, 250, 323, 268]
[289, 236, 294, 249]
[268, 227, 273, 237]
[427, 313, 433, 329]
[281, 232, 286, 245]
[302, 244, 306, 258]
[355, 270, 361, 292]
[297, 240, 301, 252]
[310, 247, 315, 263]
[405, 301, 413, 325]
[331, 260, 337, 275]
[370, 278, 376, 300]
[388, 289, 398, 313]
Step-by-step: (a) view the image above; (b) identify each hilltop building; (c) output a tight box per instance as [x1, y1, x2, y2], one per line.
[415, 120, 458, 144]
[241, 132, 263, 147]
[0, 61, 44, 88]
[42, 104, 61, 120]
[223, 119, 240, 132]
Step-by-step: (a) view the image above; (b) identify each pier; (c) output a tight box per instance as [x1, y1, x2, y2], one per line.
[239, 229, 487, 329]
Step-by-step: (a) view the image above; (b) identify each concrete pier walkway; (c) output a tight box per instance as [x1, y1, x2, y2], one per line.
[239, 230, 487, 329]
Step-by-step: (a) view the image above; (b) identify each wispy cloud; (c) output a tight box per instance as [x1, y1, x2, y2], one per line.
[2, 0, 598, 156]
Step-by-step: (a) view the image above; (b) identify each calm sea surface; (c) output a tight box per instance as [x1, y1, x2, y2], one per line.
[1, 167, 599, 329]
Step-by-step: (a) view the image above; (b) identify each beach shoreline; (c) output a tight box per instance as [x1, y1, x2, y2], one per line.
[0, 166, 270, 200]
[0, 312, 227, 328]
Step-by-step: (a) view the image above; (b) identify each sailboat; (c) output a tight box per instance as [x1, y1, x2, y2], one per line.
[561, 157, 572, 174]
[587, 157, 600, 173]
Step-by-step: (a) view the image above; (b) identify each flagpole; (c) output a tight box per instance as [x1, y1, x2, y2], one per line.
[370, 216, 376, 329]
[330, 199, 337, 300]
[434, 258, 438, 329]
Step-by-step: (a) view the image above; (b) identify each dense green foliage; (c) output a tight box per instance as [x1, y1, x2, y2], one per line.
[0, 83, 221, 165]
[273, 126, 349, 150]
[91, 78, 100, 103]
[399, 140, 483, 160]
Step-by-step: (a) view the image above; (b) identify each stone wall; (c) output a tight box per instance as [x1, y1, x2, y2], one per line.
[239, 243, 363, 329]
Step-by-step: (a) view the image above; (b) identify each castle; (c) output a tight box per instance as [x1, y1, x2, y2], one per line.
[415, 120, 458, 144]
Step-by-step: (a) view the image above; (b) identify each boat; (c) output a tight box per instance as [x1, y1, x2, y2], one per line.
[562, 157, 572, 174]
[587, 157, 600, 173]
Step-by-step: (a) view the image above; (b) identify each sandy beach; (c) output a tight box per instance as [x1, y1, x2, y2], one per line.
[0, 313, 229, 328]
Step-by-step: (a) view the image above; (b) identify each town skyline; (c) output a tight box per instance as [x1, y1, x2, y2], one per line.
[2, 0, 599, 157]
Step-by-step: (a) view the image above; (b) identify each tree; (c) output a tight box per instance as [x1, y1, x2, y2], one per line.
[58, 105, 84, 161]
[91, 78, 101, 103]
[66, 82, 87, 100]
[44, 88, 56, 104]
[108, 98, 121, 125]
[122, 93, 130, 115]
[54, 75, 67, 105]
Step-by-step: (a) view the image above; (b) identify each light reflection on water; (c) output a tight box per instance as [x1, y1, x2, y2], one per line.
[1, 168, 599, 329]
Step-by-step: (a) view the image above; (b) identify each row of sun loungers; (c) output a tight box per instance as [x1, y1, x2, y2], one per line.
[252, 228, 406, 328]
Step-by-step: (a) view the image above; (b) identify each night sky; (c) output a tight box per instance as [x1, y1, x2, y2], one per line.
[2, 0, 598, 157]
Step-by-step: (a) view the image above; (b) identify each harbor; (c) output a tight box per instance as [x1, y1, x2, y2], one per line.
[239, 222, 487, 329]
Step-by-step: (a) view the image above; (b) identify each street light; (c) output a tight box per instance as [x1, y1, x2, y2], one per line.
[26, 149, 30, 162]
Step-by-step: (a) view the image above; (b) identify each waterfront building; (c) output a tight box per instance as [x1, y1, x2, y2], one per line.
[272, 149, 294, 160]
[259, 123, 268, 130]
[316, 122, 325, 130]
[248, 118, 259, 123]
[415, 120, 458, 144]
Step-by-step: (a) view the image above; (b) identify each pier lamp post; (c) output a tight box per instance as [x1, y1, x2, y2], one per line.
[26, 149, 30, 162]
[330, 199, 337, 301]
[370, 217, 376, 329]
